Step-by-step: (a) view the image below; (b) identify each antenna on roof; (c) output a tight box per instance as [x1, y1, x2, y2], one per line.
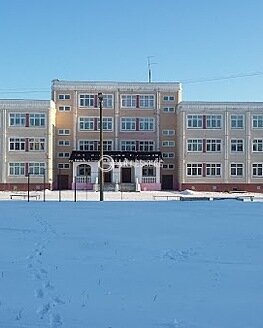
[147, 56, 157, 83]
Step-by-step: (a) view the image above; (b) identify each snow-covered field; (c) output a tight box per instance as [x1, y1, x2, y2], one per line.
[0, 200, 263, 328]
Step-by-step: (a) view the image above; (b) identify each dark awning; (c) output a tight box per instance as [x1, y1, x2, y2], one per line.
[69, 151, 163, 162]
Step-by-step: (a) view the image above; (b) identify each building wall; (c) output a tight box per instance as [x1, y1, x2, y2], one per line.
[177, 102, 263, 192]
[0, 100, 55, 191]
[52, 81, 182, 190]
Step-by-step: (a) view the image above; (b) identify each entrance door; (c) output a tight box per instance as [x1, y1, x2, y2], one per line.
[104, 171, 112, 183]
[161, 175, 173, 190]
[121, 167, 132, 183]
[58, 175, 69, 190]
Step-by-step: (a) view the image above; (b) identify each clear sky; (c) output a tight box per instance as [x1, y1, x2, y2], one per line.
[1, 0, 263, 101]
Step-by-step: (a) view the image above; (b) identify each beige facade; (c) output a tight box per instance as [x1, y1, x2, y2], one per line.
[52, 80, 182, 190]
[0, 100, 56, 191]
[177, 102, 263, 192]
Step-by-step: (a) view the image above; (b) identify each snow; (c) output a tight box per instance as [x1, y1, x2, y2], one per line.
[0, 196, 263, 327]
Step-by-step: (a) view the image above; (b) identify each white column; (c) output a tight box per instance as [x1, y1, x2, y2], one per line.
[135, 161, 142, 183]
[156, 162, 161, 183]
[90, 162, 99, 183]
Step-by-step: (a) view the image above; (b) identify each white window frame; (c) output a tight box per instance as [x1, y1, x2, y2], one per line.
[252, 115, 263, 128]
[206, 115, 222, 129]
[139, 95, 155, 108]
[206, 139, 221, 152]
[187, 139, 203, 152]
[79, 94, 95, 107]
[57, 152, 70, 158]
[58, 94, 70, 100]
[231, 115, 244, 129]
[163, 107, 175, 113]
[58, 140, 70, 146]
[187, 115, 203, 128]
[28, 162, 46, 175]
[230, 163, 244, 176]
[252, 139, 263, 152]
[231, 139, 244, 152]
[58, 106, 71, 112]
[102, 94, 113, 108]
[97, 117, 113, 131]
[120, 140, 136, 151]
[139, 140, 155, 151]
[162, 152, 175, 159]
[186, 163, 203, 176]
[120, 118, 136, 131]
[139, 118, 154, 131]
[121, 95, 136, 108]
[252, 163, 263, 177]
[162, 129, 175, 136]
[163, 96, 175, 101]
[206, 163, 221, 177]
[9, 138, 25, 151]
[58, 163, 70, 169]
[162, 164, 175, 170]
[162, 140, 175, 147]
[79, 117, 94, 131]
[9, 113, 26, 127]
[29, 113, 46, 127]
[29, 138, 45, 151]
[58, 129, 70, 135]
[9, 162, 25, 176]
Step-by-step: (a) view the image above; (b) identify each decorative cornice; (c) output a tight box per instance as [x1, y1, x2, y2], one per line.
[177, 101, 263, 111]
[0, 100, 52, 110]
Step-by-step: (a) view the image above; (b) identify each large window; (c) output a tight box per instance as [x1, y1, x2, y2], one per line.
[231, 139, 244, 152]
[206, 115, 222, 129]
[121, 95, 136, 108]
[252, 139, 263, 152]
[120, 141, 136, 151]
[9, 162, 25, 176]
[139, 118, 154, 131]
[102, 95, 113, 108]
[121, 118, 136, 131]
[231, 115, 244, 129]
[79, 140, 96, 151]
[206, 163, 221, 176]
[29, 138, 45, 151]
[186, 163, 202, 176]
[9, 138, 25, 151]
[79, 117, 94, 131]
[97, 118, 113, 131]
[139, 141, 155, 151]
[9, 113, 26, 127]
[230, 163, 243, 176]
[79, 94, 95, 107]
[29, 114, 45, 127]
[139, 95, 155, 108]
[187, 139, 203, 152]
[187, 115, 203, 128]
[206, 139, 221, 152]
[252, 115, 263, 128]
[252, 163, 263, 177]
[28, 162, 45, 175]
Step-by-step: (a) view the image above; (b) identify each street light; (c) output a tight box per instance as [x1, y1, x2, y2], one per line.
[98, 92, 104, 201]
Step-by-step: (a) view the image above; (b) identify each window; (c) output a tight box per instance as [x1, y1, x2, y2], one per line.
[9, 138, 25, 151]
[162, 164, 175, 170]
[57, 152, 70, 158]
[79, 140, 96, 151]
[58, 106, 71, 111]
[9, 162, 25, 176]
[162, 129, 175, 136]
[163, 96, 175, 101]
[58, 140, 70, 146]
[58, 94, 70, 100]
[9, 113, 26, 127]
[139, 95, 155, 108]
[121, 140, 136, 151]
[97, 118, 113, 131]
[162, 152, 175, 158]
[231, 139, 244, 152]
[206, 163, 221, 176]
[252, 115, 263, 128]
[187, 139, 203, 152]
[206, 139, 221, 152]
[79, 117, 94, 131]
[139, 141, 155, 151]
[187, 115, 203, 128]
[29, 138, 45, 151]
[252, 139, 263, 152]
[252, 163, 263, 177]
[58, 163, 70, 169]
[28, 162, 45, 175]
[29, 114, 45, 127]
[121, 118, 136, 131]
[139, 118, 154, 131]
[102, 94, 113, 108]
[79, 94, 95, 107]
[163, 107, 175, 113]
[121, 95, 136, 108]
[230, 163, 243, 176]
[231, 115, 244, 129]
[162, 140, 175, 147]
[58, 129, 70, 135]
[142, 165, 156, 176]
[206, 115, 222, 129]
[99, 140, 113, 151]
[186, 163, 202, 176]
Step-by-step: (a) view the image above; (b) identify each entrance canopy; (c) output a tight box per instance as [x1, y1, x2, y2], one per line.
[69, 151, 163, 162]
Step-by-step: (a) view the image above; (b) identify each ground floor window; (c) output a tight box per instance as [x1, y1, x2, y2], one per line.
[9, 162, 25, 176]
[206, 163, 221, 176]
[252, 163, 263, 177]
[230, 163, 243, 176]
[186, 163, 202, 176]
[28, 163, 45, 175]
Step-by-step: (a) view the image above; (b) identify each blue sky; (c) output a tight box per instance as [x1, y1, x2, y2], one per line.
[1, 0, 263, 101]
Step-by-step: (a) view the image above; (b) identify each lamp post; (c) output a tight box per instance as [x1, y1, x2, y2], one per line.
[98, 92, 104, 201]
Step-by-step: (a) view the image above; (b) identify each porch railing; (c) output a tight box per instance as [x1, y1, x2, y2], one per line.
[142, 176, 156, 183]
[75, 176, 91, 183]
